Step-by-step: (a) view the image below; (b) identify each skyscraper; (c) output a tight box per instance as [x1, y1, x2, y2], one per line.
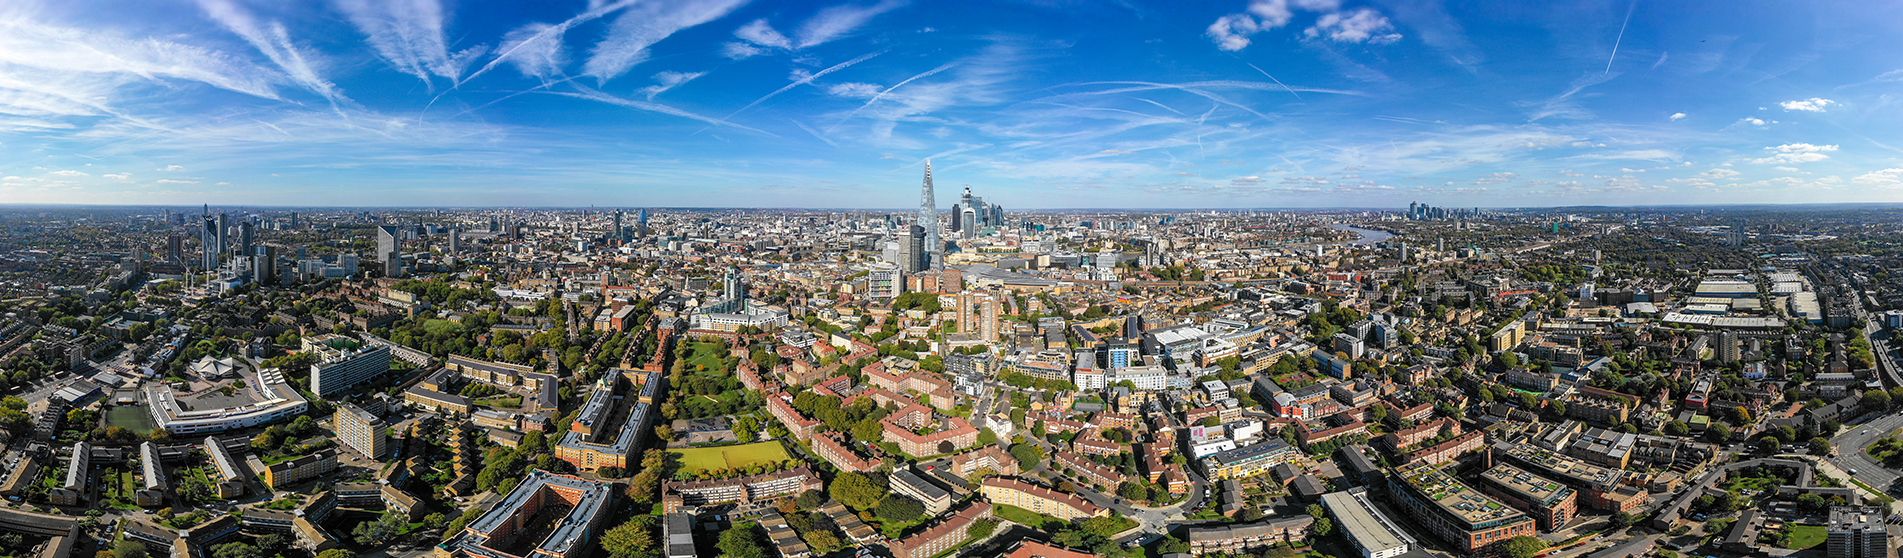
[917, 161, 940, 270]
[238, 221, 253, 257]
[448, 229, 461, 254]
[254, 245, 278, 284]
[376, 225, 403, 277]
[612, 211, 623, 241]
[960, 206, 978, 239]
[167, 234, 184, 264]
[638, 208, 649, 236]
[200, 208, 218, 270]
[216, 213, 230, 255]
[897, 225, 928, 273]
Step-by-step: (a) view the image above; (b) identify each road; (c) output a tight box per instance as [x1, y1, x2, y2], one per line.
[1828, 410, 1903, 492]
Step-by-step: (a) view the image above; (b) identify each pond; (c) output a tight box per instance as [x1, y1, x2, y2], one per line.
[104, 405, 158, 433]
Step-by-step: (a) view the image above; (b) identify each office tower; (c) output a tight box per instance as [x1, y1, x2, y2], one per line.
[950, 204, 962, 232]
[638, 208, 649, 236]
[376, 225, 403, 277]
[339, 253, 358, 275]
[449, 229, 461, 254]
[917, 160, 940, 270]
[898, 225, 928, 273]
[334, 403, 388, 459]
[253, 245, 278, 283]
[200, 213, 218, 269]
[289, 211, 298, 230]
[960, 206, 978, 239]
[612, 211, 622, 241]
[167, 234, 184, 263]
[216, 213, 230, 255]
[238, 221, 253, 257]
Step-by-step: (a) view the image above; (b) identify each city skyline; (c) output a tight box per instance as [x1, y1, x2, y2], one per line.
[1, 0, 1901, 208]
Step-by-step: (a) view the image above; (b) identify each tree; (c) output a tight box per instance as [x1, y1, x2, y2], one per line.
[830, 472, 886, 511]
[1009, 443, 1044, 469]
[114, 541, 148, 558]
[1809, 437, 1833, 455]
[875, 494, 925, 522]
[1664, 420, 1689, 436]
[597, 466, 626, 478]
[717, 523, 767, 558]
[601, 516, 658, 558]
[210, 543, 261, 558]
[1729, 406, 1752, 425]
[1312, 518, 1334, 537]
[1610, 511, 1635, 528]
[1757, 436, 1782, 454]
[1118, 482, 1147, 500]
[1502, 536, 1549, 558]
[1307, 504, 1326, 519]
[1707, 423, 1731, 442]
[1798, 493, 1827, 511]
[1866, 389, 1893, 411]
[967, 518, 1000, 540]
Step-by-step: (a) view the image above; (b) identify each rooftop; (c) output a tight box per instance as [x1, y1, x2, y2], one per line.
[1477, 463, 1574, 507]
[1396, 462, 1529, 529]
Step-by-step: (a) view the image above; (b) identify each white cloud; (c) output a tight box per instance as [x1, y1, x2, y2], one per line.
[1471, 172, 1518, 185]
[103, 173, 130, 180]
[734, 19, 791, 50]
[1750, 152, 1829, 164]
[1304, 8, 1401, 44]
[156, 179, 198, 184]
[1779, 98, 1835, 112]
[825, 82, 882, 98]
[1771, 143, 1837, 153]
[1206, 14, 1265, 51]
[722, 42, 765, 59]
[1694, 168, 1740, 180]
[1231, 176, 1264, 185]
[1739, 117, 1765, 126]
[1855, 168, 1903, 186]
[160, 165, 186, 171]
[583, 0, 748, 82]
[642, 71, 705, 101]
[332, 0, 485, 84]
[197, 0, 347, 103]
[796, 0, 904, 48]
[1669, 112, 1687, 121]
[1773, 167, 1801, 172]
[50, 170, 87, 176]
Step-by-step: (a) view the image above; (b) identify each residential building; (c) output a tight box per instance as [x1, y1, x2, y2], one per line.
[333, 403, 387, 459]
[980, 477, 1105, 520]
[136, 442, 167, 507]
[1828, 506, 1891, 558]
[1386, 463, 1537, 555]
[307, 335, 392, 396]
[1203, 440, 1295, 480]
[146, 367, 308, 434]
[1475, 464, 1578, 531]
[660, 466, 824, 513]
[892, 467, 953, 514]
[555, 370, 662, 471]
[263, 451, 338, 490]
[1320, 489, 1410, 558]
[439, 471, 614, 558]
[1186, 516, 1317, 556]
[890, 501, 993, 558]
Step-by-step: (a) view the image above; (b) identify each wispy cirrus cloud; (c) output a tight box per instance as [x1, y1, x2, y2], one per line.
[332, 0, 485, 86]
[642, 71, 705, 101]
[796, 0, 904, 48]
[582, 0, 748, 83]
[197, 0, 347, 105]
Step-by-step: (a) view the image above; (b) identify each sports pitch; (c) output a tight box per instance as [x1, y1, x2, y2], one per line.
[668, 441, 794, 473]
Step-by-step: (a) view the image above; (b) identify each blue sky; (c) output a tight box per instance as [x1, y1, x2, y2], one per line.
[2, 0, 1902, 208]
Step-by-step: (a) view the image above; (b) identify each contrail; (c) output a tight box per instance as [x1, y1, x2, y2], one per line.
[1606, 0, 1636, 74]
[1246, 62, 1303, 101]
[456, 0, 636, 89]
[827, 61, 958, 133]
[791, 119, 839, 148]
[724, 49, 887, 120]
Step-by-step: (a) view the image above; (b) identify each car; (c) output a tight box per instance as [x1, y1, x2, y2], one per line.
[1852, 469, 1860, 475]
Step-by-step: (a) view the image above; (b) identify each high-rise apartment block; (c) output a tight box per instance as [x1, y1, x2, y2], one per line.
[334, 403, 387, 459]
[1828, 507, 1892, 558]
[306, 335, 392, 396]
[376, 225, 403, 277]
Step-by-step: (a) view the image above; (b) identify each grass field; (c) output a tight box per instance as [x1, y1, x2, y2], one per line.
[686, 342, 727, 373]
[994, 504, 1065, 530]
[1785, 525, 1826, 549]
[668, 441, 792, 473]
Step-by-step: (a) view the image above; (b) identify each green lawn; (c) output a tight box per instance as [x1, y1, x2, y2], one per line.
[993, 504, 1065, 530]
[1785, 525, 1826, 549]
[474, 395, 523, 408]
[667, 441, 793, 474]
[686, 342, 728, 374]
